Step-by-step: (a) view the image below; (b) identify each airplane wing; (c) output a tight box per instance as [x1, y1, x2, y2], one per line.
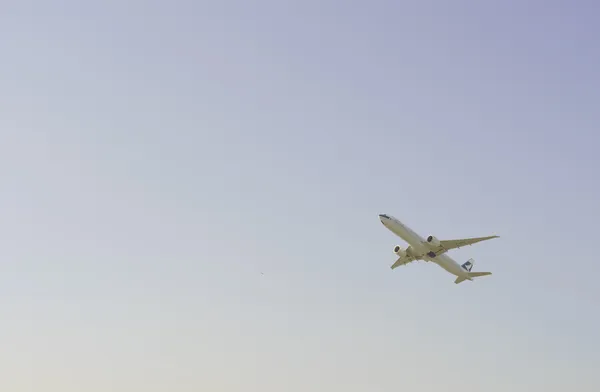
[390, 255, 416, 269]
[431, 235, 499, 254]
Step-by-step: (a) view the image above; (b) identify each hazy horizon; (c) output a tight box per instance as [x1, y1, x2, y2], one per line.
[2, 1, 599, 391]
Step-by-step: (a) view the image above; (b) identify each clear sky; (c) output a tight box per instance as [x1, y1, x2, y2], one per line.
[2, 1, 599, 391]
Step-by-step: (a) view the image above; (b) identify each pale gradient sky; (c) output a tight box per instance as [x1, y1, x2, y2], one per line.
[2, 1, 599, 391]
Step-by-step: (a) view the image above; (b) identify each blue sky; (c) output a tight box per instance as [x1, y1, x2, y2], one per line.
[2, 1, 599, 390]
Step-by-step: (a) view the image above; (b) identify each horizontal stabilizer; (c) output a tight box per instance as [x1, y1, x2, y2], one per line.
[454, 271, 492, 284]
[468, 272, 492, 278]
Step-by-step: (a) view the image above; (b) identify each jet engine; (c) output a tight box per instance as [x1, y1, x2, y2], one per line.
[393, 245, 406, 257]
[426, 235, 440, 247]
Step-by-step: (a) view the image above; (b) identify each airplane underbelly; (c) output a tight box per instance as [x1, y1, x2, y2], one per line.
[386, 221, 429, 255]
[435, 256, 465, 276]
[437, 261, 456, 274]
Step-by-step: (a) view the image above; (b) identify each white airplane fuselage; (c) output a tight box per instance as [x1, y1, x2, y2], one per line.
[379, 214, 471, 279]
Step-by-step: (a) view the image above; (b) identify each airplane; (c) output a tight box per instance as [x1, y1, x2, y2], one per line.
[378, 214, 498, 284]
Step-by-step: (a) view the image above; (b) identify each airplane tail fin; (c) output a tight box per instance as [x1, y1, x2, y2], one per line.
[455, 259, 492, 284]
[461, 258, 474, 272]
